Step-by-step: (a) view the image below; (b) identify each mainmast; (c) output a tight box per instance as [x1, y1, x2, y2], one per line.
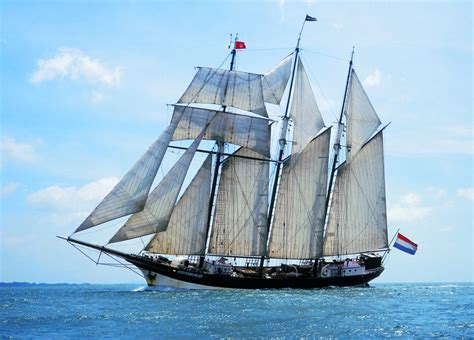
[199, 36, 239, 267]
[323, 48, 354, 223]
[259, 18, 308, 269]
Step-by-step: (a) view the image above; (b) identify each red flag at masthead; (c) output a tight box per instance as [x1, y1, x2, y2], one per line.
[235, 41, 246, 49]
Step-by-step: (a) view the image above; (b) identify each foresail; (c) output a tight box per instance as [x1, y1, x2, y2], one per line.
[323, 131, 388, 256]
[178, 67, 268, 117]
[345, 70, 381, 159]
[172, 105, 271, 157]
[108, 125, 209, 243]
[209, 148, 269, 256]
[262, 54, 293, 105]
[145, 154, 212, 255]
[268, 128, 330, 259]
[75, 112, 183, 232]
[290, 58, 325, 155]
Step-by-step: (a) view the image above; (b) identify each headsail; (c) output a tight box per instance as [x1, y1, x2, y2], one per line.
[109, 124, 209, 243]
[345, 70, 381, 159]
[171, 105, 271, 157]
[262, 54, 293, 105]
[178, 67, 268, 118]
[209, 148, 269, 257]
[289, 58, 325, 155]
[323, 131, 388, 256]
[75, 112, 183, 232]
[145, 155, 212, 255]
[268, 128, 330, 259]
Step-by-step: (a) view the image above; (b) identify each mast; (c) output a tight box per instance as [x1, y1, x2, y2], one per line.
[323, 48, 354, 223]
[199, 37, 238, 267]
[259, 19, 306, 270]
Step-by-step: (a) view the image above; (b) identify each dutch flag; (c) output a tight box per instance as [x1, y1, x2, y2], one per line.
[393, 233, 418, 255]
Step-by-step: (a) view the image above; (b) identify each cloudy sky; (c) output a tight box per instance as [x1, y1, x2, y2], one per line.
[1, 1, 472, 283]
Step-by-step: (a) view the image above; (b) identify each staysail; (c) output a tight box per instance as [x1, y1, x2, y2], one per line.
[208, 148, 269, 256]
[268, 128, 330, 259]
[75, 112, 183, 232]
[262, 54, 293, 105]
[109, 125, 209, 243]
[171, 105, 271, 157]
[178, 67, 268, 118]
[323, 131, 388, 256]
[145, 155, 212, 255]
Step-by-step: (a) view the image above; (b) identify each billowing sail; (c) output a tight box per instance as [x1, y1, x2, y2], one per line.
[289, 58, 325, 155]
[109, 126, 208, 243]
[262, 54, 293, 104]
[209, 148, 269, 256]
[75, 112, 183, 232]
[172, 105, 271, 157]
[323, 131, 388, 256]
[178, 67, 268, 117]
[145, 155, 212, 255]
[268, 128, 330, 259]
[346, 70, 381, 159]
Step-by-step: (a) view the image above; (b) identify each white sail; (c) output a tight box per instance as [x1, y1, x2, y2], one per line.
[75, 112, 183, 232]
[178, 67, 268, 117]
[323, 131, 388, 256]
[346, 70, 381, 159]
[262, 54, 293, 104]
[109, 126, 208, 243]
[290, 58, 326, 155]
[209, 148, 269, 256]
[268, 128, 330, 259]
[145, 155, 212, 255]
[172, 105, 271, 157]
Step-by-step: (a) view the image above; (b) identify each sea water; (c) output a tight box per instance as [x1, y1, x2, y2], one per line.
[1, 282, 472, 338]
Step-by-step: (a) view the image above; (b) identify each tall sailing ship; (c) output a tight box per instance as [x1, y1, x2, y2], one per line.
[61, 19, 390, 289]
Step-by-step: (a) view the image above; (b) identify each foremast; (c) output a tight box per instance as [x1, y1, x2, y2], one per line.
[199, 37, 239, 268]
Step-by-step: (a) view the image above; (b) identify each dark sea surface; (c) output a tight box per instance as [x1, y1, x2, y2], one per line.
[1, 282, 472, 338]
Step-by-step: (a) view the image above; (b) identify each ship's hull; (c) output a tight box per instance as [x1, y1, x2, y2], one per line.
[128, 256, 384, 289]
[62, 237, 384, 290]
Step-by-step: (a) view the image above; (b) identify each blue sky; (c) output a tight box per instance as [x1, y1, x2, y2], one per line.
[1, 1, 472, 283]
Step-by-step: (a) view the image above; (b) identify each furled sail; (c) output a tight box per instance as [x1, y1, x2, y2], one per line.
[323, 131, 388, 256]
[145, 155, 212, 255]
[262, 54, 293, 104]
[178, 67, 268, 117]
[209, 148, 269, 256]
[75, 112, 183, 232]
[268, 128, 331, 259]
[289, 58, 326, 155]
[109, 125, 209, 243]
[171, 105, 271, 157]
[345, 70, 381, 159]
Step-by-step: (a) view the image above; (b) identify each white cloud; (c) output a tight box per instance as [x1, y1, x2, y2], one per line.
[0, 136, 40, 165]
[388, 192, 433, 222]
[0, 182, 18, 198]
[400, 192, 421, 205]
[27, 177, 119, 211]
[363, 69, 382, 88]
[30, 48, 121, 87]
[456, 187, 473, 201]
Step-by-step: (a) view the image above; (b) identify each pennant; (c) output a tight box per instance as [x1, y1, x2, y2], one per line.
[305, 15, 317, 22]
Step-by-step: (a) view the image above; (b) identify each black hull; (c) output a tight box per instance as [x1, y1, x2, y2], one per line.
[128, 256, 383, 289]
[62, 237, 384, 289]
